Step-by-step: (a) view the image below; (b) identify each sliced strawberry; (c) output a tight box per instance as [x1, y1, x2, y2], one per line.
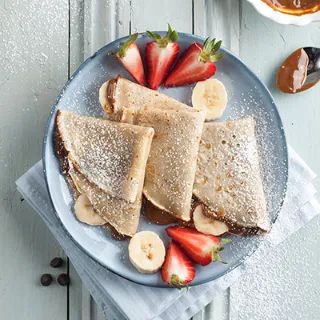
[164, 37, 224, 88]
[115, 33, 146, 86]
[145, 24, 179, 90]
[161, 241, 195, 289]
[166, 226, 231, 266]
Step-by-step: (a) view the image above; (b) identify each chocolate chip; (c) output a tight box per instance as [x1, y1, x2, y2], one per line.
[50, 257, 63, 268]
[40, 274, 53, 287]
[57, 273, 70, 286]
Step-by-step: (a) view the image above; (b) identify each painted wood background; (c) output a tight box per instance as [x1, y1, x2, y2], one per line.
[0, 0, 319, 319]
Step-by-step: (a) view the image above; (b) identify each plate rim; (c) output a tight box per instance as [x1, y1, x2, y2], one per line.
[42, 32, 288, 288]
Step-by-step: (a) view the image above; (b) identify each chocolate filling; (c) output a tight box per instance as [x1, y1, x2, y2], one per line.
[262, 0, 320, 15]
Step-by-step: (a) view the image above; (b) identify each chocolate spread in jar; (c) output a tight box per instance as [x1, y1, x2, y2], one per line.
[144, 200, 177, 225]
[276, 48, 316, 94]
[262, 0, 320, 15]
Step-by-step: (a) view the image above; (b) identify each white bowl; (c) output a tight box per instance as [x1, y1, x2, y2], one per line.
[246, 0, 320, 25]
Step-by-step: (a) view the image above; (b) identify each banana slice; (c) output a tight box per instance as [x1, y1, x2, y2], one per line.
[193, 204, 229, 236]
[99, 80, 109, 111]
[128, 231, 166, 274]
[99, 79, 116, 115]
[74, 194, 106, 226]
[192, 79, 228, 121]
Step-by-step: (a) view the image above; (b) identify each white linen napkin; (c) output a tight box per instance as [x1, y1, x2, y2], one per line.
[16, 146, 320, 320]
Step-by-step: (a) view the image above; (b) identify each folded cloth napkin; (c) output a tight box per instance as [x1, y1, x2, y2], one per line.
[16, 146, 320, 320]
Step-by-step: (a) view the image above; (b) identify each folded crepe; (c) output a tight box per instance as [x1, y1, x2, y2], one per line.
[193, 118, 269, 230]
[100, 76, 199, 121]
[120, 105, 206, 221]
[55, 110, 154, 236]
[99, 77, 206, 221]
[68, 164, 143, 237]
[56, 110, 154, 203]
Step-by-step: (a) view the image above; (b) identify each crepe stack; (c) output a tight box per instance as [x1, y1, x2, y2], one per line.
[57, 76, 269, 237]
[100, 76, 206, 221]
[55, 110, 154, 236]
[193, 118, 269, 232]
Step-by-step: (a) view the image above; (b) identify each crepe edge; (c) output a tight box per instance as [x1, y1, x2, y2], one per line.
[55, 112, 139, 237]
[143, 189, 191, 222]
[68, 163, 139, 237]
[56, 110, 141, 204]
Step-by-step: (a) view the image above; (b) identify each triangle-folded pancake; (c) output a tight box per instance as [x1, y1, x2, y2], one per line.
[69, 165, 143, 237]
[100, 76, 200, 121]
[120, 106, 206, 221]
[56, 110, 154, 203]
[193, 117, 269, 230]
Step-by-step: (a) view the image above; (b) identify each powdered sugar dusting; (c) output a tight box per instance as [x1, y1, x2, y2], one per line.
[194, 118, 269, 229]
[132, 107, 205, 220]
[46, 34, 288, 285]
[57, 110, 152, 202]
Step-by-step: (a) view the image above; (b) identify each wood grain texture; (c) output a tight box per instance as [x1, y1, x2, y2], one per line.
[82, 0, 131, 59]
[194, 0, 240, 54]
[70, 0, 85, 75]
[130, 0, 192, 33]
[4, 0, 319, 319]
[0, 0, 69, 319]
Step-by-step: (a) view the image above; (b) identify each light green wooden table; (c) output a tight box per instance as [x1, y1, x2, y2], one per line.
[1, 0, 319, 319]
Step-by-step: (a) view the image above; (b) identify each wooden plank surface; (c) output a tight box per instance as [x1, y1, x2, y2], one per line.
[130, 0, 192, 33]
[239, 1, 320, 175]
[0, 0, 69, 319]
[2, 0, 320, 319]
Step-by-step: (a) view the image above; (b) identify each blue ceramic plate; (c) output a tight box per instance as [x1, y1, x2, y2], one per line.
[43, 33, 288, 287]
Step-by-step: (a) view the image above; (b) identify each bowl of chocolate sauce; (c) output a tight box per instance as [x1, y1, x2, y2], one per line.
[246, 0, 320, 25]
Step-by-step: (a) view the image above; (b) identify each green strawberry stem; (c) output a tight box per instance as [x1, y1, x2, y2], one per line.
[199, 37, 225, 63]
[146, 23, 178, 48]
[171, 274, 189, 291]
[116, 33, 139, 58]
[212, 238, 231, 264]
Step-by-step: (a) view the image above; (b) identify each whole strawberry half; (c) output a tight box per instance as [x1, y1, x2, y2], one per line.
[145, 24, 179, 90]
[115, 33, 146, 86]
[164, 37, 224, 88]
[161, 241, 195, 289]
[166, 226, 231, 266]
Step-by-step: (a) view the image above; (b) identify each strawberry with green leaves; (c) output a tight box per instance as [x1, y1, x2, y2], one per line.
[145, 24, 179, 90]
[115, 33, 146, 86]
[166, 226, 231, 266]
[161, 241, 195, 289]
[164, 37, 224, 88]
